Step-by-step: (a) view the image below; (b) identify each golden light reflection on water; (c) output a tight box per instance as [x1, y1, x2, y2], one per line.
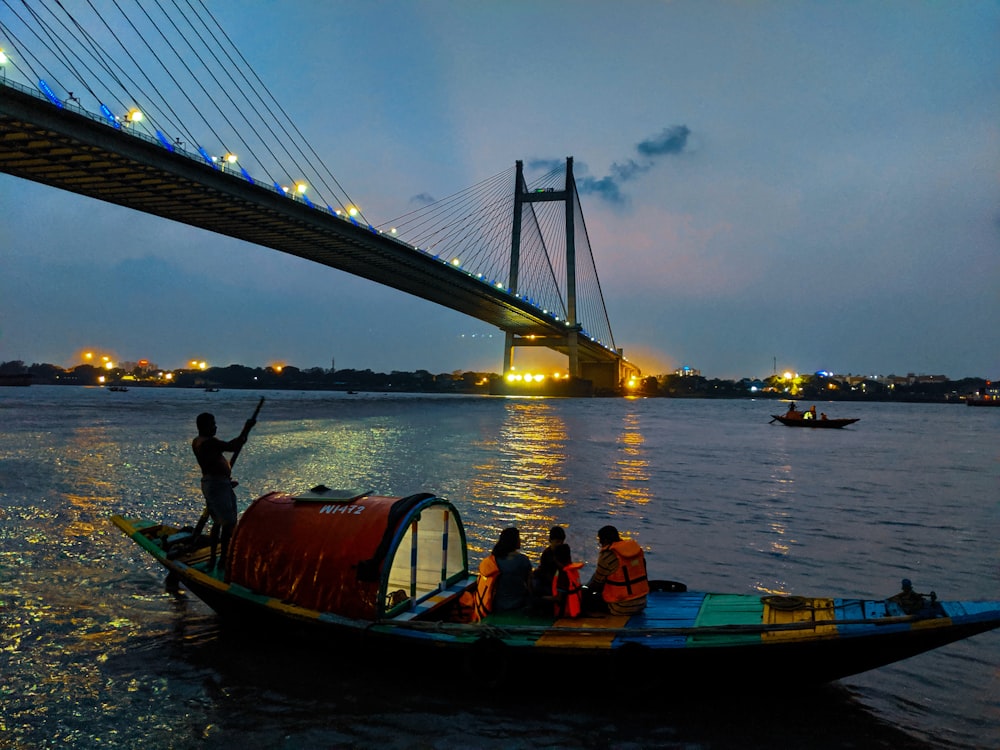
[254, 420, 405, 491]
[609, 411, 651, 505]
[466, 401, 567, 552]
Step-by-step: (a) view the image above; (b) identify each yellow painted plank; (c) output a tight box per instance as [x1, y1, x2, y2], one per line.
[763, 597, 838, 641]
[535, 615, 630, 649]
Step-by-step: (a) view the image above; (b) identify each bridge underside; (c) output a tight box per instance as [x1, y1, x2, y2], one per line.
[0, 84, 626, 373]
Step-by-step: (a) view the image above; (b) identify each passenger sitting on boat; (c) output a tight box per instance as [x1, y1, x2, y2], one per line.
[551, 543, 584, 618]
[820, 412, 828, 420]
[192, 411, 255, 571]
[531, 525, 566, 599]
[585, 525, 650, 615]
[485, 527, 533, 613]
[803, 405, 817, 420]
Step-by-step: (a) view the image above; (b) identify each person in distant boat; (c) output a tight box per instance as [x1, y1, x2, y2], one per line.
[804, 405, 817, 420]
[551, 543, 584, 618]
[784, 402, 800, 418]
[584, 525, 649, 615]
[531, 525, 566, 600]
[488, 527, 533, 613]
[889, 578, 927, 615]
[820, 412, 828, 420]
[192, 411, 255, 570]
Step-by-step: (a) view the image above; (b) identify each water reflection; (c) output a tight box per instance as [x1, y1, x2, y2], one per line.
[465, 401, 567, 551]
[609, 409, 651, 505]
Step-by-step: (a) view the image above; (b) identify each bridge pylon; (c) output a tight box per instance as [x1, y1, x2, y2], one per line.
[499, 158, 636, 395]
[503, 157, 581, 374]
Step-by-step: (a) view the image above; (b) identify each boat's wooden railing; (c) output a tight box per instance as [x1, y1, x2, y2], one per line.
[391, 579, 473, 622]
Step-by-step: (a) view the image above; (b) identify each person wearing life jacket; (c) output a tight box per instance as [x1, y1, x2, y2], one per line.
[551, 543, 583, 618]
[585, 525, 649, 615]
[531, 525, 566, 599]
[471, 553, 500, 622]
[473, 527, 532, 621]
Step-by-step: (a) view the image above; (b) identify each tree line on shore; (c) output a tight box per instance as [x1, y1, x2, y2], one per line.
[1, 359, 990, 403]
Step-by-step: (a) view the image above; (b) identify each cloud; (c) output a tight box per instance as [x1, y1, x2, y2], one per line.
[410, 192, 436, 206]
[527, 158, 565, 172]
[636, 126, 691, 157]
[575, 125, 691, 205]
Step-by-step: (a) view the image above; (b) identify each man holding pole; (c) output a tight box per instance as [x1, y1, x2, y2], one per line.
[192, 404, 259, 571]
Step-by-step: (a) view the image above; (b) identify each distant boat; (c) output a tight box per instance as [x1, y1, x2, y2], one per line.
[108, 385, 129, 392]
[966, 397, 998, 407]
[771, 414, 859, 428]
[966, 381, 998, 406]
[205, 387, 220, 392]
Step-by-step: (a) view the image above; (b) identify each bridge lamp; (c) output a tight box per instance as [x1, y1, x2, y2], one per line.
[0, 50, 7, 80]
[450, 258, 461, 268]
[347, 206, 359, 217]
[295, 181, 307, 195]
[125, 108, 143, 126]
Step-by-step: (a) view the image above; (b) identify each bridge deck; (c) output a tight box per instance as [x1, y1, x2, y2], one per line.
[0, 83, 620, 364]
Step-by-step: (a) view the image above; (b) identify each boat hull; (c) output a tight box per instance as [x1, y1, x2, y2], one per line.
[772, 415, 859, 428]
[112, 514, 1000, 688]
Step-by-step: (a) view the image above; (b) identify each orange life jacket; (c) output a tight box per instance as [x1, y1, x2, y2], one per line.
[552, 562, 584, 618]
[473, 555, 500, 622]
[601, 539, 649, 603]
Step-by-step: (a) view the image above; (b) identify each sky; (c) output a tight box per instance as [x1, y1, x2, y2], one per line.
[2, 1, 998, 381]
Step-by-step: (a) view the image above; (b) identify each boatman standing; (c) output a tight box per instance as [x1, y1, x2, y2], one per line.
[192, 412, 255, 571]
[585, 525, 649, 615]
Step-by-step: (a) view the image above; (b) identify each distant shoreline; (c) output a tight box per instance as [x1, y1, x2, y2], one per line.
[1, 360, 992, 403]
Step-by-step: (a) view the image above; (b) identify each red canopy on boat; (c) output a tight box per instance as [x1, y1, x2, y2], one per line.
[227, 488, 467, 620]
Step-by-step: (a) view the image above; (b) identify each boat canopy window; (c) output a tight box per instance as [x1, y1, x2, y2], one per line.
[385, 505, 465, 608]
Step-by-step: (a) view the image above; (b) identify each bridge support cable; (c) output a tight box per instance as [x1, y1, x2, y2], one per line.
[1, 0, 363, 219]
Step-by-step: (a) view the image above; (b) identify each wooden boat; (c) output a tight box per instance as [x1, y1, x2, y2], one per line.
[966, 397, 999, 407]
[966, 382, 998, 406]
[772, 414, 859, 428]
[112, 487, 1000, 688]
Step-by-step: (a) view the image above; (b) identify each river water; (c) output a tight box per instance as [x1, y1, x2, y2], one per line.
[1, 386, 997, 749]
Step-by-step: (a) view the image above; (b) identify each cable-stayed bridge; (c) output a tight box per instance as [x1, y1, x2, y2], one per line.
[0, 1, 639, 392]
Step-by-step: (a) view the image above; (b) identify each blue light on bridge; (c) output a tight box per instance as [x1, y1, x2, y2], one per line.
[100, 104, 121, 128]
[38, 80, 63, 108]
[155, 131, 175, 152]
[199, 148, 217, 167]
[240, 167, 254, 184]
